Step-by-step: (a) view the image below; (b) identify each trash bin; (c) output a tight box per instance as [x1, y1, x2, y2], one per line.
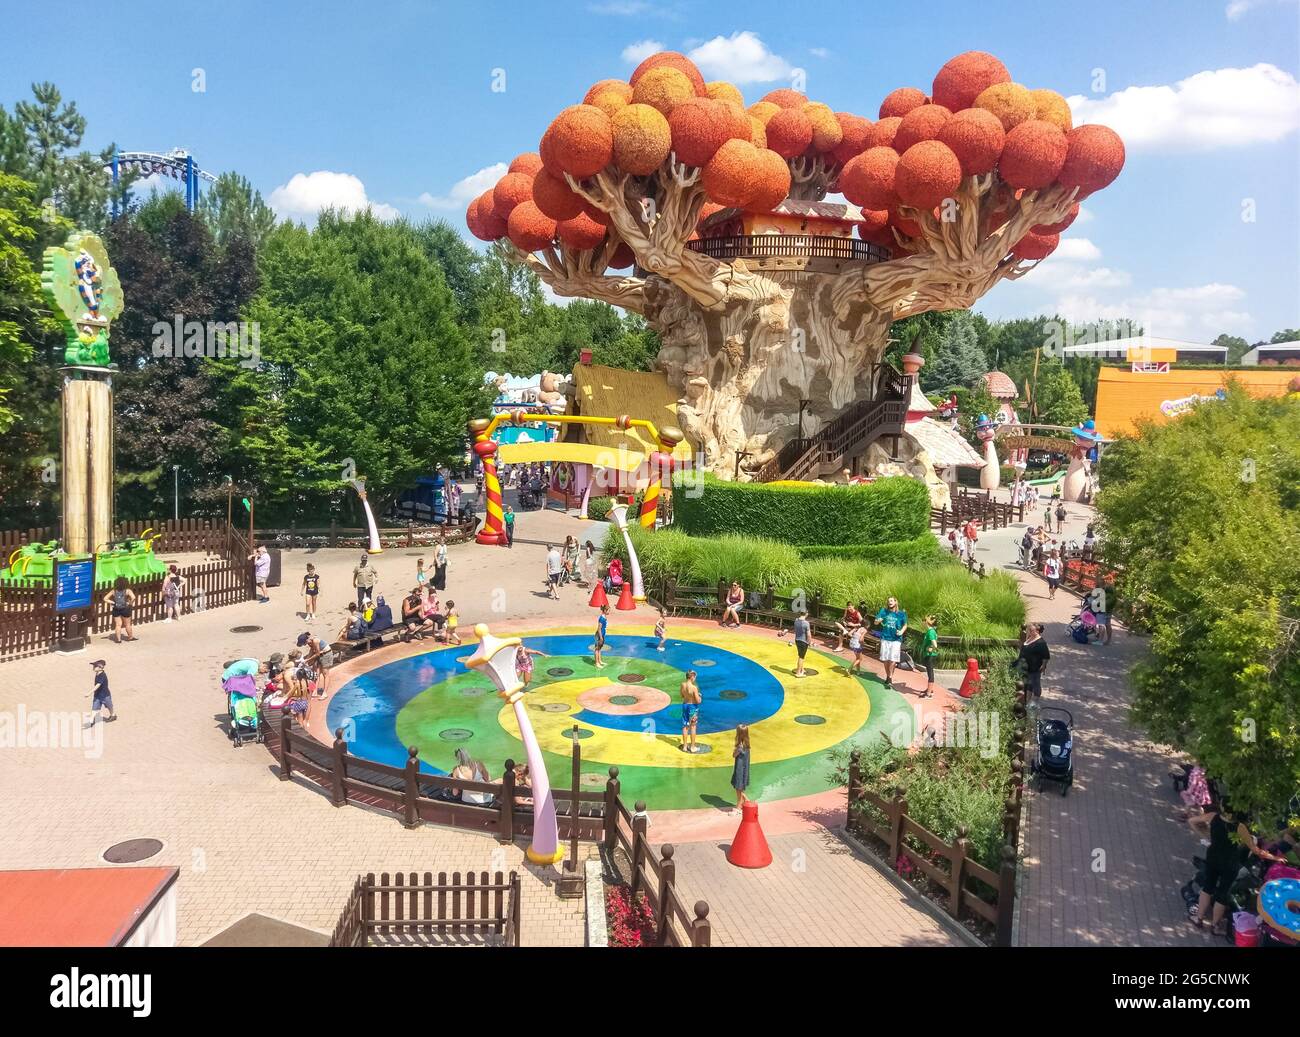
[265, 548, 283, 588]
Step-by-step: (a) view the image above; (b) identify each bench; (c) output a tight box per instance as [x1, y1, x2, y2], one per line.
[335, 623, 405, 657]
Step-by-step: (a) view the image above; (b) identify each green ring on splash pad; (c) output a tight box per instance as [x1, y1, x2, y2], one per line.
[438, 728, 474, 742]
[794, 714, 826, 725]
[352, 630, 918, 811]
[609, 694, 639, 706]
[546, 667, 573, 677]
[616, 673, 645, 683]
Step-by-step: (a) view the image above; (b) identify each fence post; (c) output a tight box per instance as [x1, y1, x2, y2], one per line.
[656, 844, 675, 947]
[811, 590, 822, 620]
[888, 795, 907, 861]
[331, 729, 348, 807]
[500, 759, 516, 844]
[289, 520, 296, 550]
[329, 519, 337, 548]
[716, 579, 726, 615]
[603, 766, 620, 850]
[949, 827, 969, 920]
[630, 801, 647, 899]
[764, 583, 774, 610]
[996, 845, 1017, 947]
[846, 749, 862, 829]
[690, 902, 711, 947]
[278, 712, 293, 780]
[407, 520, 414, 548]
[403, 746, 420, 829]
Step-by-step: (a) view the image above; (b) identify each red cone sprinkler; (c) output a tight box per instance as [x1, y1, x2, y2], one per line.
[958, 657, 983, 698]
[727, 801, 772, 868]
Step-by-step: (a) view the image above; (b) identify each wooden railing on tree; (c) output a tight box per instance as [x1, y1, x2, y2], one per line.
[687, 233, 891, 265]
[329, 870, 521, 947]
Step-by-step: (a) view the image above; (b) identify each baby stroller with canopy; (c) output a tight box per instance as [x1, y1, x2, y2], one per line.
[223, 672, 263, 747]
[1068, 603, 1099, 644]
[1031, 706, 1074, 795]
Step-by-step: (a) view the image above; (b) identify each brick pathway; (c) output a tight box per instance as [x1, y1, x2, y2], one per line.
[970, 495, 1213, 947]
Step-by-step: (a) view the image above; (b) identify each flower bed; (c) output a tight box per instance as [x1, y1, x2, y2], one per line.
[605, 884, 657, 947]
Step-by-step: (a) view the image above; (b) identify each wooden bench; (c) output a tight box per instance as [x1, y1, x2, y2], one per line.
[334, 622, 405, 657]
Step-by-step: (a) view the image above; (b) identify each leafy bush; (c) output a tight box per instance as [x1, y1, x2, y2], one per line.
[586, 496, 614, 522]
[670, 473, 930, 546]
[798, 534, 948, 566]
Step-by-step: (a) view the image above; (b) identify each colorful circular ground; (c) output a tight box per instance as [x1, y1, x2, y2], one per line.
[325, 624, 915, 811]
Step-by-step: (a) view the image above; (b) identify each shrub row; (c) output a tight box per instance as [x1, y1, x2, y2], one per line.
[797, 535, 949, 566]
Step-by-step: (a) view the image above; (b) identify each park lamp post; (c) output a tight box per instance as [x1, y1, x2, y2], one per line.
[606, 503, 645, 603]
[465, 624, 564, 865]
[172, 465, 180, 521]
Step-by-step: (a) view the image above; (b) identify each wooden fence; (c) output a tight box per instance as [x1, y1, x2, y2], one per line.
[931, 489, 1024, 534]
[248, 516, 479, 551]
[1, 517, 231, 558]
[269, 716, 710, 946]
[330, 871, 521, 947]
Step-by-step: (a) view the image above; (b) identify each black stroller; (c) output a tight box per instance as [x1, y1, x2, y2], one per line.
[1031, 706, 1074, 795]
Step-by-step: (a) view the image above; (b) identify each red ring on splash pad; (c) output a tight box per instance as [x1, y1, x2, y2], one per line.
[577, 683, 672, 716]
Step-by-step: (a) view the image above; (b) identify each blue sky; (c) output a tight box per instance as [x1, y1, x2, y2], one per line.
[3, 0, 1298, 340]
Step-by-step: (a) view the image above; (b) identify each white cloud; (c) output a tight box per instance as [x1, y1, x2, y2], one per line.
[809, 47, 831, 59]
[269, 171, 400, 222]
[1074, 206, 1095, 225]
[622, 39, 665, 64]
[687, 31, 794, 84]
[1226, 0, 1255, 17]
[419, 162, 507, 211]
[1053, 283, 1251, 337]
[1053, 237, 1102, 262]
[1068, 64, 1300, 150]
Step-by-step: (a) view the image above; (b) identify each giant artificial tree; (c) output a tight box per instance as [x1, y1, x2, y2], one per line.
[465, 50, 1125, 477]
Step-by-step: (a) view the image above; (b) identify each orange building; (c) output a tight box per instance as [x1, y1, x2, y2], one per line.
[1094, 366, 1298, 438]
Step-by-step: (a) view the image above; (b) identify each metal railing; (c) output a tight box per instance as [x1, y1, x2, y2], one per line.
[687, 234, 890, 264]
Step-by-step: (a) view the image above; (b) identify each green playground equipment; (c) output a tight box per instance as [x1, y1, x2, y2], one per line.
[0, 530, 169, 587]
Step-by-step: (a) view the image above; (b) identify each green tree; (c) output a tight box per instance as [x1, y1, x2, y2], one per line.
[1098, 388, 1300, 816]
[1213, 333, 1250, 365]
[1023, 359, 1088, 427]
[922, 311, 987, 390]
[1269, 329, 1299, 344]
[196, 171, 278, 249]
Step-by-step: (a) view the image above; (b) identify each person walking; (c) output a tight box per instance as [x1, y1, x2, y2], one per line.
[86, 659, 117, 725]
[873, 595, 908, 688]
[1015, 623, 1050, 699]
[593, 603, 609, 668]
[162, 565, 186, 622]
[301, 563, 320, 621]
[680, 669, 701, 753]
[249, 545, 271, 603]
[103, 577, 138, 642]
[792, 608, 811, 678]
[545, 543, 564, 599]
[503, 505, 516, 548]
[579, 541, 597, 586]
[921, 615, 939, 698]
[1043, 550, 1063, 600]
[730, 724, 751, 809]
[654, 609, 668, 651]
[433, 531, 448, 592]
[1054, 500, 1067, 535]
[352, 554, 377, 608]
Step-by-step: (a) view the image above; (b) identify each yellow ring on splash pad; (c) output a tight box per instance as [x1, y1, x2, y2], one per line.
[495, 625, 870, 768]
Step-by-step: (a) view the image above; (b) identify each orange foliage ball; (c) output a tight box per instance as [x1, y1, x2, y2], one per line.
[975, 82, 1037, 132]
[765, 108, 814, 158]
[507, 201, 557, 253]
[889, 205, 922, 238]
[509, 153, 544, 176]
[744, 148, 793, 212]
[936, 107, 1005, 176]
[584, 79, 633, 106]
[669, 98, 741, 168]
[801, 102, 844, 151]
[631, 66, 696, 116]
[894, 140, 962, 210]
[630, 51, 707, 96]
[466, 193, 506, 242]
[879, 87, 928, 119]
[839, 146, 900, 211]
[701, 138, 760, 208]
[1058, 124, 1125, 195]
[1030, 89, 1073, 132]
[492, 171, 534, 221]
[531, 169, 584, 221]
[1033, 202, 1079, 234]
[586, 88, 632, 118]
[611, 102, 673, 175]
[832, 113, 874, 165]
[893, 103, 952, 153]
[748, 101, 781, 125]
[748, 114, 768, 149]
[1010, 229, 1058, 261]
[557, 212, 608, 251]
[931, 51, 1011, 113]
[608, 243, 636, 269]
[998, 119, 1068, 189]
[580, 199, 612, 226]
[762, 88, 808, 109]
[857, 206, 890, 238]
[864, 116, 902, 151]
[706, 81, 745, 107]
[546, 105, 614, 178]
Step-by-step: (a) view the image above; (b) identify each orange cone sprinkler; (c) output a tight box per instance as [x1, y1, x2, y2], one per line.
[958, 657, 983, 698]
[607, 503, 645, 603]
[469, 419, 506, 546]
[466, 623, 563, 864]
[727, 801, 773, 868]
[639, 426, 684, 530]
[588, 580, 608, 608]
[616, 580, 636, 611]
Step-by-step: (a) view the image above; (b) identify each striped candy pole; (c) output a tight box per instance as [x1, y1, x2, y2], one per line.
[469, 418, 506, 546]
[639, 426, 685, 529]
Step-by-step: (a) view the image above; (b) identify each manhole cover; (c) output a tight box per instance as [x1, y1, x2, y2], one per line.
[230, 625, 263, 634]
[102, 838, 163, 864]
[682, 743, 712, 755]
[609, 694, 638, 706]
[794, 714, 826, 725]
[561, 727, 594, 739]
[719, 688, 747, 701]
[801, 668, 820, 677]
[541, 702, 571, 713]
[438, 728, 474, 742]
[616, 673, 645, 683]
[691, 659, 716, 667]
[546, 667, 574, 678]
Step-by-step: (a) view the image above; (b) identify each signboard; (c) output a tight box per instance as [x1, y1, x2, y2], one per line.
[1131, 362, 1170, 374]
[1160, 387, 1227, 418]
[54, 558, 95, 612]
[996, 434, 1074, 454]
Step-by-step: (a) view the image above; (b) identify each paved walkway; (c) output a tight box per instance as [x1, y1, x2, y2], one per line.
[968, 492, 1212, 946]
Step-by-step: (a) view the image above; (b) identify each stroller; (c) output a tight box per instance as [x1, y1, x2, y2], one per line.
[223, 673, 264, 747]
[1067, 604, 1099, 645]
[1031, 706, 1074, 795]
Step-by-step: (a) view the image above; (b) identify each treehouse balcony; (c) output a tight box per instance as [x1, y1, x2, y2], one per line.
[686, 233, 890, 271]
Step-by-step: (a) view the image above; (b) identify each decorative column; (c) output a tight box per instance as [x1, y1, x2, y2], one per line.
[466, 624, 563, 864]
[976, 414, 1000, 491]
[350, 479, 383, 554]
[638, 425, 685, 529]
[469, 418, 506, 545]
[607, 503, 645, 602]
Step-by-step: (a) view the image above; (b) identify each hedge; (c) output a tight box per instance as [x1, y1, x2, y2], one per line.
[670, 473, 930, 546]
[797, 535, 949, 566]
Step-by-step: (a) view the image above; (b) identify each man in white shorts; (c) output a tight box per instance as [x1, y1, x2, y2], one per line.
[873, 596, 908, 688]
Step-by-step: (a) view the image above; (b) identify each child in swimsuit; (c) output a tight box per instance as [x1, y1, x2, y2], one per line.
[654, 610, 667, 652]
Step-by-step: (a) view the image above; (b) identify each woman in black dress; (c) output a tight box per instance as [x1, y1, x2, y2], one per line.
[432, 531, 448, 591]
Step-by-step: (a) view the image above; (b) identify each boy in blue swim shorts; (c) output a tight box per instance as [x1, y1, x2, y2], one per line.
[680, 669, 701, 753]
